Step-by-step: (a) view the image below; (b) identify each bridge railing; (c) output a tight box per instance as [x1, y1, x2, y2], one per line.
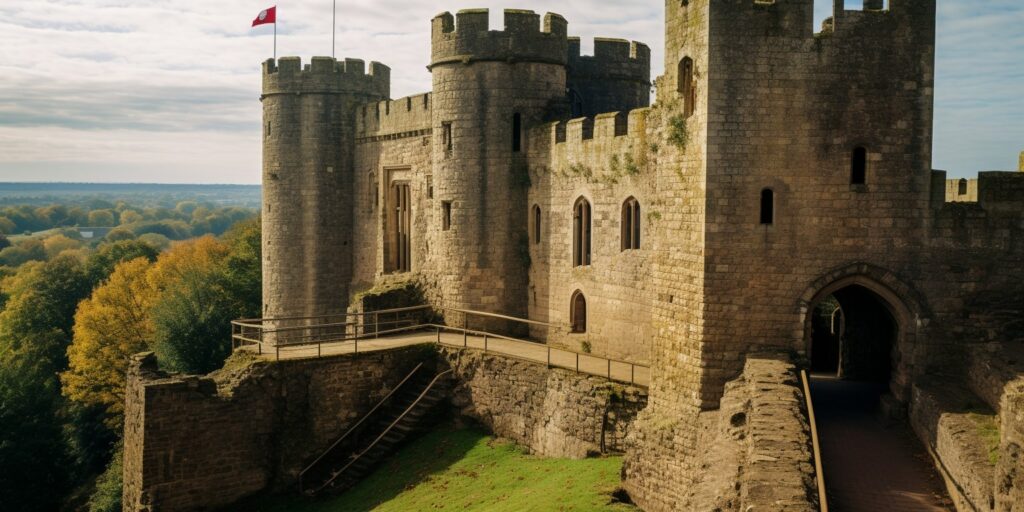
[800, 369, 829, 512]
[231, 304, 650, 388]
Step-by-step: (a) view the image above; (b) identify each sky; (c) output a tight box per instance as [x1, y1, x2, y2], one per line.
[0, 0, 1020, 184]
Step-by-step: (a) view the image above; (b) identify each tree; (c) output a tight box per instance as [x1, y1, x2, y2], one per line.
[0, 344, 74, 512]
[87, 209, 116, 227]
[43, 234, 82, 259]
[86, 443, 122, 512]
[0, 216, 15, 234]
[151, 270, 235, 374]
[221, 217, 262, 318]
[118, 210, 142, 225]
[0, 233, 10, 251]
[61, 258, 156, 428]
[84, 239, 160, 288]
[104, 228, 136, 243]
[0, 255, 92, 358]
[0, 238, 46, 267]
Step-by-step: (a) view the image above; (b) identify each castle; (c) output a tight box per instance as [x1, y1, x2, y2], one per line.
[123, 1, 1024, 510]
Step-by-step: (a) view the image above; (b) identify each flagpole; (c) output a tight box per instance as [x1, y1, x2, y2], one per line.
[274, 20, 277, 60]
[332, 0, 336, 58]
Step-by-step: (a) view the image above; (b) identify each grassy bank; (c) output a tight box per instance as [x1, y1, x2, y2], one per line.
[230, 424, 635, 512]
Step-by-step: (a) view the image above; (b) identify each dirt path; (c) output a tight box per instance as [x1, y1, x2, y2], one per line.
[810, 377, 952, 511]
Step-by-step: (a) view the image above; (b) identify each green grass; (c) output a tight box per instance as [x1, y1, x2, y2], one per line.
[967, 413, 1001, 465]
[230, 424, 635, 512]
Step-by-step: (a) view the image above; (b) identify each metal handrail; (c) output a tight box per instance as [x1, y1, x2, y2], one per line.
[308, 369, 454, 495]
[298, 362, 424, 493]
[230, 304, 649, 387]
[800, 370, 828, 512]
[441, 306, 554, 328]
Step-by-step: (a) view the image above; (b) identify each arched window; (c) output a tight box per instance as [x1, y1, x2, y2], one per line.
[532, 204, 542, 244]
[851, 147, 867, 185]
[573, 197, 592, 267]
[957, 178, 968, 196]
[571, 290, 587, 333]
[621, 197, 641, 251]
[760, 189, 774, 225]
[678, 56, 695, 117]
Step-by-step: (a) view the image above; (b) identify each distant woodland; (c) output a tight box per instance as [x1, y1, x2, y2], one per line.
[0, 184, 262, 512]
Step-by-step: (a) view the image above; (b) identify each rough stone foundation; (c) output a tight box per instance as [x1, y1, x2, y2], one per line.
[441, 347, 648, 458]
[625, 354, 818, 512]
[122, 346, 432, 512]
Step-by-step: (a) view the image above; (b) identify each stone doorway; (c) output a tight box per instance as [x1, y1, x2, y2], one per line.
[809, 285, 897, 383]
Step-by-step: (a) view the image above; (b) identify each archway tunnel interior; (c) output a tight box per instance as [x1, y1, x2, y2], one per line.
[810, 284, 897, 384]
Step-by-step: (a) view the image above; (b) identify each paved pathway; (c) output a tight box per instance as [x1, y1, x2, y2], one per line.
[810, 377, 953, 512]
[242, 329, 650, 387]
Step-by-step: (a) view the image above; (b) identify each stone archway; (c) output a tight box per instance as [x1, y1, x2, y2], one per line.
[798, 264, 929, 402]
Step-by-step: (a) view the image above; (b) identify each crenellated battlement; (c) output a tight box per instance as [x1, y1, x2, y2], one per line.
[544, 108, 649, 146]
[262, 56, 390, 98]
[569, 38, 651, 68]
[430, 9, 568, 69]
[356, 92, 432, 138]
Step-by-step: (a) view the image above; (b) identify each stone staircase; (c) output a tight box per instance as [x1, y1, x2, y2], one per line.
[299, 365, 453, 495]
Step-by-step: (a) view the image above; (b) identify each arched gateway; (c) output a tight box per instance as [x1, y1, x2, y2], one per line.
[798, 264, 929, 402]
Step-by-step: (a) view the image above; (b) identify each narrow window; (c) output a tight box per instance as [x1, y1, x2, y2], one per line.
[426, 175, 434, 199]
[442, 201, 452, 231]
[532, 204, 542, 244]
[368, 172, 377, 211]
[957, 178, 968, 196]
[573, 197, 592, 267]
[760, 189, 774, 225]
[406, 97, 412, 111]
[265, 121, 271, 137]
[621, 197, 641, 250]
[442, 122, 453, 155]
[678, 56, 695, 117]
[571, 291, 587, 333]
[851, 147, 867, 185]
[512, 113, 522, 152]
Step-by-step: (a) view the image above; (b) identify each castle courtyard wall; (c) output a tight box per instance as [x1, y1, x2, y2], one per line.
[122, 348, 430, 512]
[526, 109, 656, 364]
[441, 347, 648, 458]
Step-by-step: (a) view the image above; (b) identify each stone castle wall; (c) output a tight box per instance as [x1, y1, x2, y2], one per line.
[525, 109, 656, 364]
[124, 344, 654, 511]
[441, 347, 648, 458]
[122, 348, 430, 512]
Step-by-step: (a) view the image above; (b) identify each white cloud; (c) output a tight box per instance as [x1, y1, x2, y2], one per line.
[0, 0, 1019, 183]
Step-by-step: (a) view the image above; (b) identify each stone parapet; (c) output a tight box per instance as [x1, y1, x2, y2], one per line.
[430, 9, 568, 68]
[262, 56, 390, 98]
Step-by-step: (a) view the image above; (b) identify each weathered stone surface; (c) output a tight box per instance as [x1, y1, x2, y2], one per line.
[441, 347, 647, 458]
[122, 346, 432, 512]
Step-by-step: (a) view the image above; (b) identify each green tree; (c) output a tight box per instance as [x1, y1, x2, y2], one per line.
[87, 209, 116, 227]
[0, 216, 16, 234]
[0, 238, 46, 267]
[151, 269, 235, 374]
[62, 258, 156, 428]
[0, 344, 73, 512]
[87, 443, 123, 512]
[0, 233, 10, 251]
[104, 228, 136, 243]
[221, 217, 262, 318]
[84, 239, 160, 288]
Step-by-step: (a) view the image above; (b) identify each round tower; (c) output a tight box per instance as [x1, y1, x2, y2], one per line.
[428, 9, 568, 322]
[261, 56, 389, 329]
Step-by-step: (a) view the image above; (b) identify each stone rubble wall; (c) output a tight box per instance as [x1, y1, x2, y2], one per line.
[122, 347, 432, 512]
[440, 347, 647, 458]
